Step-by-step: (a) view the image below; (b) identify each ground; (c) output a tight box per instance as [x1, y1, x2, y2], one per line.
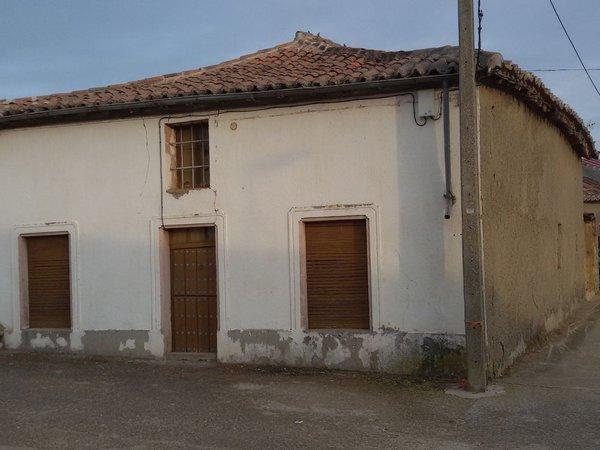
[2, 305, 600, 449]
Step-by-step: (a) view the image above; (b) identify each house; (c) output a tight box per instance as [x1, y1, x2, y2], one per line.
[0, 32, 594, 377]
[583, 157, 600, 217]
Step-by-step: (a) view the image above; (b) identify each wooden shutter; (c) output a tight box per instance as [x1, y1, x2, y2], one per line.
[26, 235, 71, 329]
[304, 219, 370, 329]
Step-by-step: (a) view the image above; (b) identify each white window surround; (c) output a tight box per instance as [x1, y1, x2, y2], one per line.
[287, 204, 382, 331]
[149, 213, 228, 347]
[10, 221, 81, 334]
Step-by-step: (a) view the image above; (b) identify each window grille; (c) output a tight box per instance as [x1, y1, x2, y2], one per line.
[169, 121, 209, 189]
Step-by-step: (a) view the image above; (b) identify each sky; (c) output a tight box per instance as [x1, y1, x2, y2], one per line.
[1, 0, 599, 141]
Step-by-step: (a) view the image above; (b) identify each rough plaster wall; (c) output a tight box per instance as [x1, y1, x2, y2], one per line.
[479, 86, 585, 377]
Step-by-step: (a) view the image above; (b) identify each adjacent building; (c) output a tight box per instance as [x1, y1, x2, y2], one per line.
[582, 158, 600, 299]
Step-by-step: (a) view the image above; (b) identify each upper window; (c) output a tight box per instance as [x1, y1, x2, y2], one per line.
[167, 121, 210, 190]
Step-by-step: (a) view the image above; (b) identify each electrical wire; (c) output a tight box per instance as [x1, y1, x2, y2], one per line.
[529, 68, 600, 72]
[399, 92, 428, 126]
[548, 0, 600, 97]
[476, 0, 483, 70]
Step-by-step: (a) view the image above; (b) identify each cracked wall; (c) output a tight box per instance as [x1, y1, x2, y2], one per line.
[479, 87, 586, 377]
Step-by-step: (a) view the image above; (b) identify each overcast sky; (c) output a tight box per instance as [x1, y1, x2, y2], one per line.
[1, 0, 599, 141]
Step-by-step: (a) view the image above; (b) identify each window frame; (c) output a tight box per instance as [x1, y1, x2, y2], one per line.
[288, 205, 381, 331]
[10, 222, 80, 336]
[165, 120, 210, 191]
[302, 217, 371, 330]
[25, 234, 72, 329]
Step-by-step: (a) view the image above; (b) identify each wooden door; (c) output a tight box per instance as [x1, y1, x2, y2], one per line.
[304, 219, 370, 329]
[170, 227, 217, 353]
[26, 234, 71, 329]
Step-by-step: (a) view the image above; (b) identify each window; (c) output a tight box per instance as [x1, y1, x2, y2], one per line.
[167, 121, 210, 190]
[303, 219, 370, 329]
[25, 235, 71, 329]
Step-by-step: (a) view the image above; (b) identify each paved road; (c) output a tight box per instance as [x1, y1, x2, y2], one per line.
[1, 306, 599, 448]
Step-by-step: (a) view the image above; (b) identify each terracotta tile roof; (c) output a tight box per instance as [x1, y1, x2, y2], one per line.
[480, 62, 595, 158]
[584, 176, 600, 202]
[0, 32, 475, 115]
[583, 157, 600, 171]
[0, 31, 595, 157]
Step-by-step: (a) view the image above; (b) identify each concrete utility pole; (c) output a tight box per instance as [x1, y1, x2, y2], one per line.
[458, 0, 487, 392]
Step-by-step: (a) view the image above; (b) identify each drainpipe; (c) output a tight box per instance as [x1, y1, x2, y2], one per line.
[443, 80, 456, 219]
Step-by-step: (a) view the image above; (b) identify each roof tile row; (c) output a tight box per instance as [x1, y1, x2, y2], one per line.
[0, 31, 595, 157]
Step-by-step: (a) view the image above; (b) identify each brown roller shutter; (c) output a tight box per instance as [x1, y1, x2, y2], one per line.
[26, 235, 71, 329]
[304, 219, 370, 329]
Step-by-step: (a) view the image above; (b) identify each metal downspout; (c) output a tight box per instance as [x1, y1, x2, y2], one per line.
[443, 80, 456, 219]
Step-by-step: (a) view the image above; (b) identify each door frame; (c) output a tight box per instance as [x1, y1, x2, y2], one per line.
[150, 213, 227, 356]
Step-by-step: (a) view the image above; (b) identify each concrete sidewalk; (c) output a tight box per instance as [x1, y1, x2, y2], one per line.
[1, 305, 600, 449]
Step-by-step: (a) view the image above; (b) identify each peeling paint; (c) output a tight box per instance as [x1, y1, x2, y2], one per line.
[4, 330, 22, 349]
[144, 330, 165, 357]
[221, 329, 465, 376]
[11, 329, 155, 358]
[166, 188, 190, 199]
[30, 333, 56, 349]
[119, 339, 136, 351]
[43, 221, 70, 226]
[70, 331, 84, 351]
[309, 203, 374, 210]
[80, 330, 153, 357]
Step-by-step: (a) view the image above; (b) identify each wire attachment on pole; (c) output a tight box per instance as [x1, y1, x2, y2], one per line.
[475, 0, 483, 70]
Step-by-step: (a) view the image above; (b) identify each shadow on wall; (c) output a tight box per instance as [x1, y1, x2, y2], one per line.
[77, 232, 154, 330]
[394, 98, 463, 332]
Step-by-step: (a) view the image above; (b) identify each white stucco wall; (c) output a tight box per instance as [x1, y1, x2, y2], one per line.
[0, 94, 464, 372]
